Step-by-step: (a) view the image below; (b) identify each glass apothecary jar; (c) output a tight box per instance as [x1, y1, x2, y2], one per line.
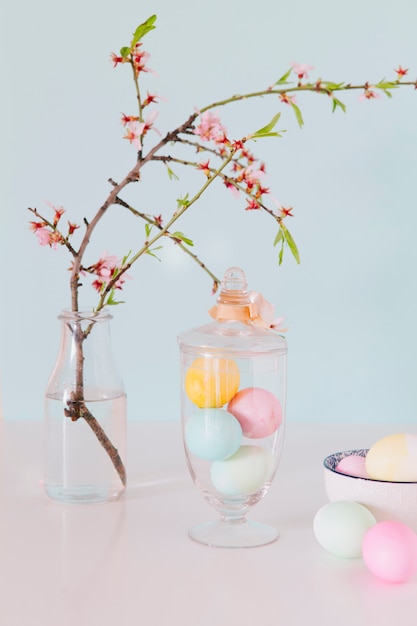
[178, 267, 287, 547]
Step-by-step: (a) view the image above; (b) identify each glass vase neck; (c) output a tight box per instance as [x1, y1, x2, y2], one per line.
[58, 308, 113, 323]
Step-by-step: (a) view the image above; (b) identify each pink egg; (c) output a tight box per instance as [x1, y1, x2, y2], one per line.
[362, 521, 417, 583]
[336, 454, 369, 478]
[227, 387, 282, 439]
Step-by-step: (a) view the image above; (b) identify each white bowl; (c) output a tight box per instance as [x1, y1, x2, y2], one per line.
[324, 449, 417, 532]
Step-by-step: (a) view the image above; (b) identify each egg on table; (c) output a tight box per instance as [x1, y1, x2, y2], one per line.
[362, 520, 417, 583]
[313, 501, 376, 558]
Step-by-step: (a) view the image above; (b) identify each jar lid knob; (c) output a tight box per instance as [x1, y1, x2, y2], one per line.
[216, 267, 250, 306]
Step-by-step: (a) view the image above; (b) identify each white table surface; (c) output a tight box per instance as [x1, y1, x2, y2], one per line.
[0, 419, 416, 626]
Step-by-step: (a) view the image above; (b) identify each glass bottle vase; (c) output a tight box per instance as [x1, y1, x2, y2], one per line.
[44, 309, 127, 504]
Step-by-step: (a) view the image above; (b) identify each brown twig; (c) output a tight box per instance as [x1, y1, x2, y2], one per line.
[64, 398, 126, 486]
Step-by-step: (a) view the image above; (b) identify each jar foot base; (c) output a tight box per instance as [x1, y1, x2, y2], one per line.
[188, 518, 279, 548]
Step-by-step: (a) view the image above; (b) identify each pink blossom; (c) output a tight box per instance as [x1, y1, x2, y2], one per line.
[224, 180, 240, 198]
[245, 198, 260, 211]
[138, 109, 161, 136]
[194, 111, 227, 143]
[131, 44, 155, 76]
[35, 228, 62, 249]
[36, 227, 52, 246]
[93, 253, 121, 279]
[197, 159, 211, 177]
[249, 291, 287, 331]
[68, 221, 80, 235]
[123, 121, 143, 150]
[110, 52, 124, 67]
[395, 65, 408, 79]
[121, 113, 139, 126]
[29, 221, 45, 232]
[48, 231, 63, 248]
[90, 252, 131, 292]
[240, 148, 255, 164]
[359, 88, 381, 101]
[280, 205, 294, 218]
[249, 291, 275, 327]
[245, 165, 266, 184]
[290, 62, 314, 80]
[124, 111, 160, 148]
[279, 93, 297, 105]
[270, 316, 288, 332]
[270, 196, 293, 218]
[142, 92, 167, 107]
[113, 274, 129, 290]
[92, 279, 105, 293]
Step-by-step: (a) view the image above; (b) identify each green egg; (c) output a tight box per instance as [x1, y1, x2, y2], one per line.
[313, 501, 377, 558]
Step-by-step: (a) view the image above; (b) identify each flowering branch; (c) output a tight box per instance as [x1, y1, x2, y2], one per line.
[28, 15, 415, 491]
[29, 19, 415, 310]
[94, 148, 235, 309]
[113, 197, 220, 290]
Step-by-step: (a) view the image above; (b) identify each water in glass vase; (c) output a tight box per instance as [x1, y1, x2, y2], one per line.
[44, 394, 127, 504]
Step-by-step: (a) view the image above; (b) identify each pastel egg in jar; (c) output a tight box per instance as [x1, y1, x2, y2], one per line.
[227, 387, 282, 438]
[185, 408, 242, 461]
[211, 445, 274, 496]
[185, 356, 240, 408]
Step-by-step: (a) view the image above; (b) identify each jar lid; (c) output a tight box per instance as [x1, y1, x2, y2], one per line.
[177, 267, 287, 357]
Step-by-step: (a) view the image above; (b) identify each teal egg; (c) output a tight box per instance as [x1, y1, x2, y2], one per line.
[185, 408, 242, 461]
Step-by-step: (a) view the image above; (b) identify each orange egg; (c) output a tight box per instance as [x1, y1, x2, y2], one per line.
[185, 357, 240, 408]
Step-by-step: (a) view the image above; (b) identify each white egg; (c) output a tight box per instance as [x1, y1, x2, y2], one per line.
[210, 445, 273, 496]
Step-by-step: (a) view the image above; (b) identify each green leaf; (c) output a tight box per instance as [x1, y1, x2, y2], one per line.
[146, 246, 163, 261]
[332, 97, 347, 113]
[167, 165, 179, 181]
[145, 223, 152, 238]
[321, 81, 346, 90]
[252, 112, 281, 138]
[278, 241, 284, 265]
[290, 102, 304, 128]
[375, 79, 398, 98]
[251, 131, 284, 140]
[171, 231, 194, 246]
[132, 15, 157, 47]
[273, 229, 283, 247]
[275, 68, 292, 85]
[119, 46, 131, 59]
[375, 80, 398, 90]
[121, 250, 132, 265]
[177, 194, 190, 208]
[106, 288, 125, 306]
[281, 223, 300, 264]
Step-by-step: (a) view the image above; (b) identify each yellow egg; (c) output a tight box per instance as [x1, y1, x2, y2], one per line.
[365, 433, 417, 482]
[185, 357, 240, 408]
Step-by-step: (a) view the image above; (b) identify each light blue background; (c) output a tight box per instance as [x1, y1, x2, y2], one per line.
[1, 0, 416, 423]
